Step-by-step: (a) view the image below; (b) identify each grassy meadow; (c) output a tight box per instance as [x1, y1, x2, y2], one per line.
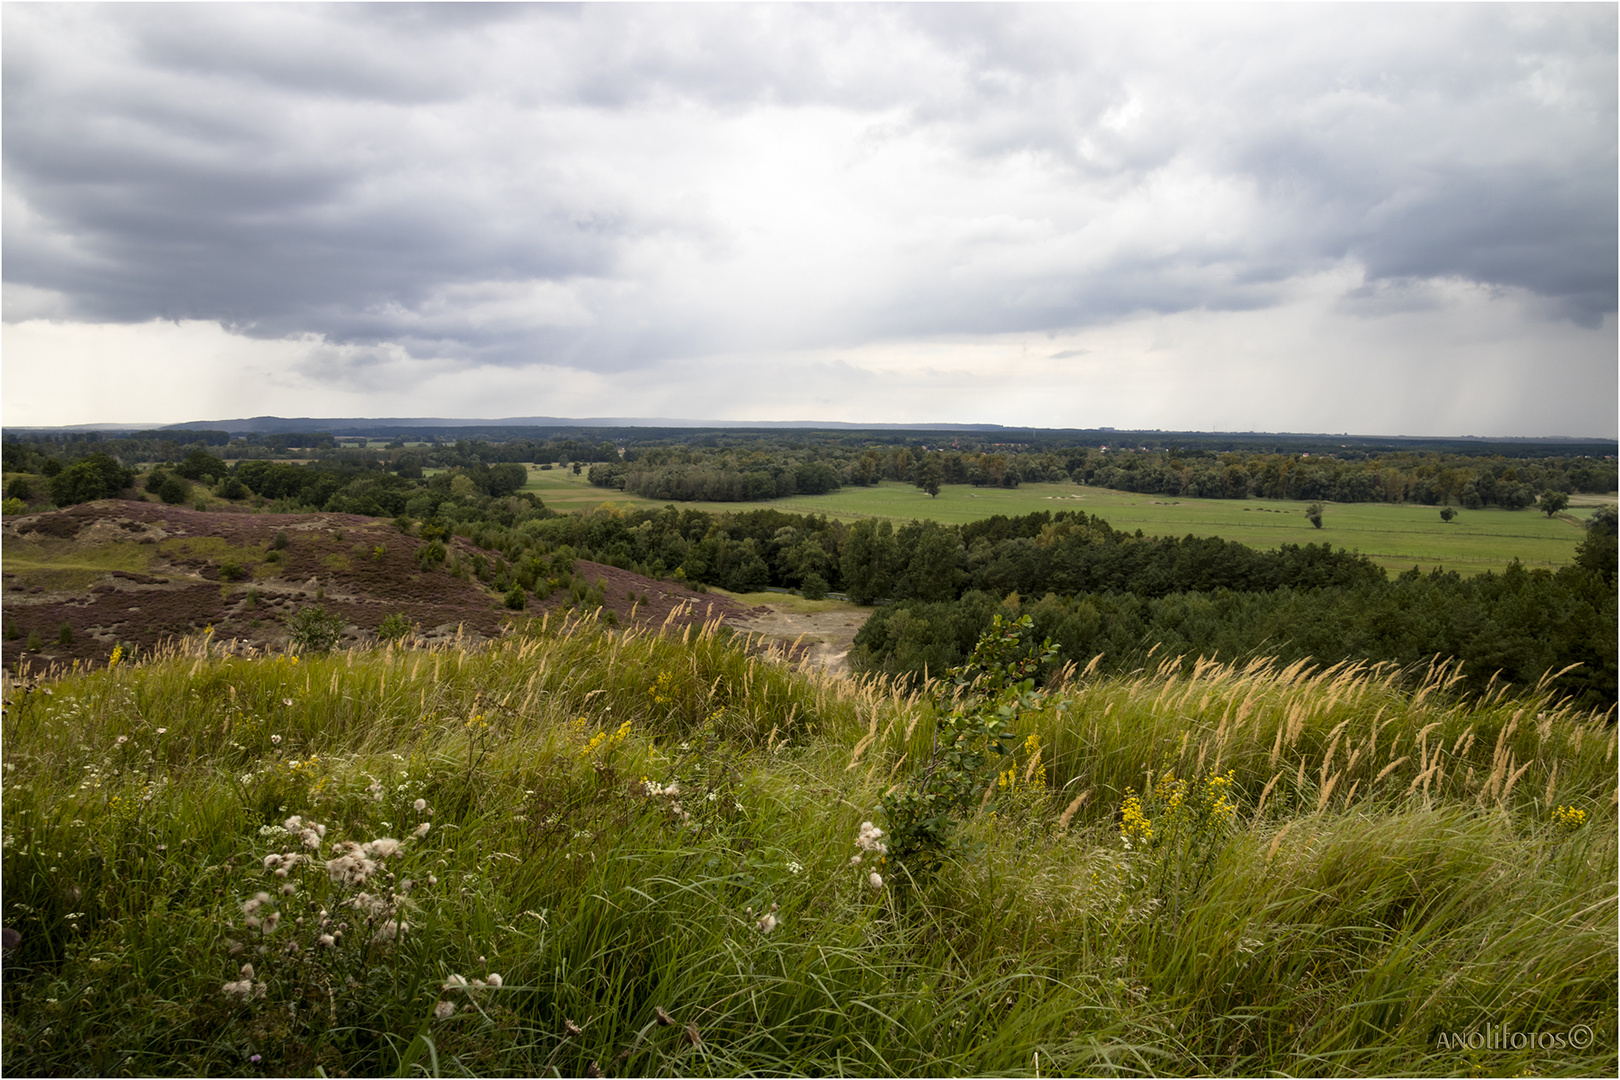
[2, 616, 1614, 1077]
[522, 469, 1599, 577]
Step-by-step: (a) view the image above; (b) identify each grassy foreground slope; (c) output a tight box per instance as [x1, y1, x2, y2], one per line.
[2, 618, 1614, 1077]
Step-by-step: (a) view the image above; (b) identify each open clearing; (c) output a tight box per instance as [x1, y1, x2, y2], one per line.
[525, 468, 1602, 576]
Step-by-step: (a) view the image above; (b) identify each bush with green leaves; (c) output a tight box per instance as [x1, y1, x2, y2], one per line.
[376, 612, 412, 643]
[158, 475, 191, 505]
[799, 572, 829, 600]
[49, 452, 134, 506]
[415, 540, 447, 569]
[878, 614, 1057, 873]
[286, 605, 346, 653]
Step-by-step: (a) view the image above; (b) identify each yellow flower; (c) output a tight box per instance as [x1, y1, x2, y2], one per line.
[1552, 805, 1587, 834]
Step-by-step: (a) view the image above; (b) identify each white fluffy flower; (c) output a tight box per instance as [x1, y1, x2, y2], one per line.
[413, 798, 428, 812]
[373, 919, 406, 943]
[366, 838, 401, 859]
[868, 872, 883, 890]
[434, 999, 456, 1019]
[413, 822, 431, 839]
[855, 821, 888, 855]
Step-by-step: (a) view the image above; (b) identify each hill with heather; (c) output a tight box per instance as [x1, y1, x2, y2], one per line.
[2, 501, 764, 672]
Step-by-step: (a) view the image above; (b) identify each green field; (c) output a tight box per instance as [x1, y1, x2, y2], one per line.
[524, 468, 1605, 577]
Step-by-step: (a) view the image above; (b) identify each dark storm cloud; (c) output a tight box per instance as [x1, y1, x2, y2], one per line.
[3, 2, 1614, 374]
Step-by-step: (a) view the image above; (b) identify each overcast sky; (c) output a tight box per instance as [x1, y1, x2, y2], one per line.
[3, 2, 1615, 436]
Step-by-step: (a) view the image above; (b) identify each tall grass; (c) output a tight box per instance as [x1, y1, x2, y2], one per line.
[2, 614, 1613, 1076]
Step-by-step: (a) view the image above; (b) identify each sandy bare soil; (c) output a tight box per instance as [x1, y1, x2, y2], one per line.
[722, 605, 871, 677]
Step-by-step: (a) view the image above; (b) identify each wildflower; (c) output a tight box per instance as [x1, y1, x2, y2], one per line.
[109, 645, 123, 667]
[756, 913, 778, 934]
[283, 698, 294, 706]
[115, 735, 128, 745]
[443, 974, 469, 992]
[222, 963, 266, 1002]
[155, 727, 166, 735]
[373, 919, 405, 943]
[326, 844, 378, 887]
[435, 1000, 456, 1019]
[250, 1054, 262, 1064]
[284, 816, 302, 832]
[367, 838, 401, 859]
[868, 872, 883, 890]
[413, 822, 431, 839]
[413, 798, 427, 813]
[854, 821, 887, 856]
[270, 735, 282, 745]
[785, 860, 803, 875]
[486, 973, 503, 988]
[317, 934, 335, 948]
[1553, 805, 1587, 834]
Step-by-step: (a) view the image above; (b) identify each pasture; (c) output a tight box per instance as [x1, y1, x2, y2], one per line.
[524, 468, 1599, 577]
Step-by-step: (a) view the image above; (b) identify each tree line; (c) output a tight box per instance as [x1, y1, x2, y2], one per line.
[6, 428, 1613, 510]
[851, 510, 1617, 711]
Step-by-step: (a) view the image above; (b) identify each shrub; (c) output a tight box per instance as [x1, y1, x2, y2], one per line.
[1, 498, 24, 517]
[504, 586, 527, 611]
[416, 540, 448, 569]
[25, 629, 41, 651]
[271, 530, 289, 551]
[158, 475, 190, 505]
[286, 605, 345, 653]
[51, 453, 135, 506]
[219, 560, 249, 582]
[57, 623, 74, 646]
[800, 572, 829, 601]
[879, 614, 1057, 873]
[377, 612, 412, 642]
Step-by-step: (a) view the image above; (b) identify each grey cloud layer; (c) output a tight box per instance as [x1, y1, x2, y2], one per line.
[3, 2, 1614, 373]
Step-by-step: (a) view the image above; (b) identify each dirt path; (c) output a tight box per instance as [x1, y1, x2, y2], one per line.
[722, 604, 871, 677]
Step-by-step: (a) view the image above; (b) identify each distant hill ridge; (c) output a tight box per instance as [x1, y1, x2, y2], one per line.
[9, 416, 1615, 453]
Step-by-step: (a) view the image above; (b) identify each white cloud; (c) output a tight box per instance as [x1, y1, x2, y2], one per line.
[1, 3, 1613, 435]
